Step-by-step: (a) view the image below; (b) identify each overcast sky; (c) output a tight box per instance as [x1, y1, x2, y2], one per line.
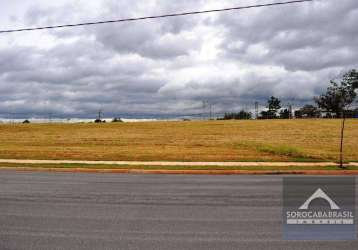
[1, 0, 357, 118]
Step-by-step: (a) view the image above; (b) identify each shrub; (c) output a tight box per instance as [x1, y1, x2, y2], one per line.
[112, 118, 123, 123]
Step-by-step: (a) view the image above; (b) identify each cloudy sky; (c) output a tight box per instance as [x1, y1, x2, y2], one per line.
[0, 0, 357, 118]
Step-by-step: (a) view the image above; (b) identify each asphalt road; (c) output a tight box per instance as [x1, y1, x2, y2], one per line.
[0, 171, 357, 250]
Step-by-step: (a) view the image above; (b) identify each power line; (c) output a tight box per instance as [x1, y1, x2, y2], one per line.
[0, 0, 313, 34]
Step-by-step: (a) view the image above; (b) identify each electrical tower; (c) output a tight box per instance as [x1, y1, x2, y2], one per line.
[288, 104, 293, 119]
[98, 110, 102, 121]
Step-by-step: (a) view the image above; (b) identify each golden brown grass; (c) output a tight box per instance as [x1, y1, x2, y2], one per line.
[0, 119, 357, 162]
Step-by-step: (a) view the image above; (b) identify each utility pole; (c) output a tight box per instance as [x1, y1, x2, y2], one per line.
[10, 113, 14, 124]
[288, 103, 293, 119]
[202, 101, 207, 120]
[255, 102, 258, 119]
[209, 103, 213, 120]
[98, 109, 102, 121]
[202, 101, 214, 120]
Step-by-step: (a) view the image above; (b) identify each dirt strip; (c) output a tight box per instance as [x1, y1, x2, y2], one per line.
[1, 167, 358, 175]
[0, 159, 357, 167]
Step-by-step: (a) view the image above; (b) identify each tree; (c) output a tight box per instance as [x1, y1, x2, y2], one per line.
[262, 96, 281, 119]
[279, 109, 290, 119]
[112, 117, 123, 123]
[268, 96, 281, 112]
[259, 110, 271, 119]
[223, 110, 252, 120]
[236, 110, 252, 120]
[314, 69, 358, 117]
[294, 105, 321, 118]
[346, 69, 358, 89]
[315, 70, 358, 168]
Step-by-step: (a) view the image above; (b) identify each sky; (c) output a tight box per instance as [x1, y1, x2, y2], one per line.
[0, 0, 357, 118]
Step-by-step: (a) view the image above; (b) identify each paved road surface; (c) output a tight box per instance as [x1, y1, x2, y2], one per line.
[0, 171, 357, 250]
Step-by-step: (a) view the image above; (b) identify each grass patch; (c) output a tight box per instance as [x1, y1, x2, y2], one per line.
[254, 144, 322, 162]
[235, 142, 326, 162]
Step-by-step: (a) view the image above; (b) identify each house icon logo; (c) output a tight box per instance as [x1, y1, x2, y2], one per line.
[299, 188, 340, 210]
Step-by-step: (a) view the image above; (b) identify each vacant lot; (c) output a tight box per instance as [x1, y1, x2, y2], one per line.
[0, 119, 357, 162]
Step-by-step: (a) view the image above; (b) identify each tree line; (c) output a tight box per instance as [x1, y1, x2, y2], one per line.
[221, 69, 358, 120]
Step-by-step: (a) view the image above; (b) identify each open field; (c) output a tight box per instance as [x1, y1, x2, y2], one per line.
[0, 119, 357, 162]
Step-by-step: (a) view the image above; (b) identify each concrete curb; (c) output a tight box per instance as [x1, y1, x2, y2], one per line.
[1, 167, 358, 175]
[0, 159, 357, 167]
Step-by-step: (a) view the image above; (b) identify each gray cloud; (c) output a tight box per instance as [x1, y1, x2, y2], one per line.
[1, 0, 358, 118]
[219, 0, 358, 71]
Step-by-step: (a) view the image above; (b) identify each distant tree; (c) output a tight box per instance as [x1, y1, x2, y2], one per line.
[347, 69, 358, 89]
[223, 110, 252, 120]
[259, 96, 281, 119]
[343, 108, 358, 118]
[237, 110, 252, 120]
[279, 109, 290, 119]
[259, 110, 277, 119]
[268, 96, 281, 113]
[294, 105, 321, 118]
[22, 120, 30, 124]
[314, 69, 358, 117]
[294, 110, 302, 119]
[259, 111, 271, 119]
[223, 113, 231, 120]
[324, 113, 333, 119]
[112, 117, 123, 123]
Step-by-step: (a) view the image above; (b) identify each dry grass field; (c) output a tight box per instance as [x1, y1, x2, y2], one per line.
[0, 119, 357, 162]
